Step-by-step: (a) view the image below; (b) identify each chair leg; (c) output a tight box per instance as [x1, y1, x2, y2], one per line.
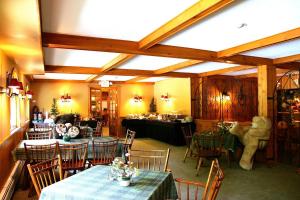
[196, 158, 203, 176]
[225, 150, 231, 167]
[183, 148, 190, 162]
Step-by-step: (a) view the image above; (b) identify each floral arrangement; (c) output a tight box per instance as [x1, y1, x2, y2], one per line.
[217, 121, 231, 135]
[110, 158, 137, 181]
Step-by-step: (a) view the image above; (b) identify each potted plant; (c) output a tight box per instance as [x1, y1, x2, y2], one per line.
[110, 158, 136, 186]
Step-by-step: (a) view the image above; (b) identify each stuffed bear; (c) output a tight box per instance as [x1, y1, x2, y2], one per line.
[229, 116, 272, 170]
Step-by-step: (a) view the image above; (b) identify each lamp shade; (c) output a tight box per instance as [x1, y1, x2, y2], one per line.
[17, 81, 24, 91]
[8, 78, 20, 89]
[26, 90, 33, 99]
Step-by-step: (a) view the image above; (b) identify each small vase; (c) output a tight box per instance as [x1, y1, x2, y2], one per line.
[63, 135, 71, 142]
[118, 177, 131, 186]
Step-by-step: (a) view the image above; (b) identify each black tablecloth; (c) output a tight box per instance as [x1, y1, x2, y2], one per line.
[121, 119, 195, 146]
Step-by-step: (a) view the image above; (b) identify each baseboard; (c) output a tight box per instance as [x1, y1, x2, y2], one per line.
[0, 161, 25, 200]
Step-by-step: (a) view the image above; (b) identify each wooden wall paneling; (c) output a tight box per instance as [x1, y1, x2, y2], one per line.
[0, 122, 28, 188]
[200, 76, 258, 121]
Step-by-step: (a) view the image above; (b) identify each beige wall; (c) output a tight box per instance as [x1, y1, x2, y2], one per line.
[0, 50, 30, 142]
[30, 78, 191, 119]
[119, 84, 154, 117]
[31, 81, 89, 118]
[154, 78, 191, 115]
[31, 81, 154, 118]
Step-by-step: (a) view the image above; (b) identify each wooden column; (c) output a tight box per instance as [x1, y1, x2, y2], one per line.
[258, 65, 276, 118]
[258, 65, 276, 160]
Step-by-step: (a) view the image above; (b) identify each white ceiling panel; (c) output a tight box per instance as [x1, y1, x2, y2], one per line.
[33, 73, 92, 80]
[117, 55, 187, 70]
[223, 68, 257, 76]
[41, 0, 198, 41]
[138, 77, 168, 82]
[163, 0, 300, 51]
[44, 48, 119, 67]
[175, 62, 236, 73]
[97, 75, 136, 81]
[242, 39, 300, 58]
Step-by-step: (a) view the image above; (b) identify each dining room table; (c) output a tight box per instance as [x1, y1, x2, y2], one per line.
[12, 136, 123, 161]
[39, 165, 178, 200]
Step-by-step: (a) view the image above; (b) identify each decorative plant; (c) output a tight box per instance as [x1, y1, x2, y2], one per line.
[217, 121, 231, 135]
[50, 98, 59, 117]
[149, 97, 157, 113]
[110, 158, 137, 180]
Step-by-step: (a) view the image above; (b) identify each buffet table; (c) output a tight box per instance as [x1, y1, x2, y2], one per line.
[121, 119, 194, 146]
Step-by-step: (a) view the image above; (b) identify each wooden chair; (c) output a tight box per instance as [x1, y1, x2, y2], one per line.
[175, 159, 224, 200]
[122, 129, 136, 159]
[129, 148, 170, 172]
[193, 134, 223, 176]
[33, 122, 51, 132]
[58, 142, 88, 177]
[93, 121, 103, 137]
[27, 156, 63, 198]
[26, 131, 51, 140]
[24, 142, 58, 164]
[181, 125, 193, 162]
[81, 127, 91, 138]
[90, 139, 119, 165]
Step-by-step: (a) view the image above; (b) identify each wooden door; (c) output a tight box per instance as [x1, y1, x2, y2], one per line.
[108, 87, 119, 136]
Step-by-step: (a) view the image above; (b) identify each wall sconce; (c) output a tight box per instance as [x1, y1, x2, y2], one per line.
[25, 90, 33, 99]
[61, 93, 72, 103]
[222, 91, 230, 101]
[160, 93, 169, 102]
[133, 95, 143, 102]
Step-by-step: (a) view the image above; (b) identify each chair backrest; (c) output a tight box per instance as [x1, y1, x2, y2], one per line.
[202, 159, 225, 200]
[181, 125, 193, 147]
[175, 178, 205, 200]
[91, 139, 119, 165]
[124, 129, 136, 146]
[194, 133, 223, 158]
[93, 121, 103, 137]
[129, 148, 170, 172]
[26, 131, 51, 140]
[27, 156, 63, 197]
[58, 142, 88, 171]
[24, 142, 58, 163]
[34, 122, 50, 132]
[81, 127, 90, 138]
[175, 159, 224, 200]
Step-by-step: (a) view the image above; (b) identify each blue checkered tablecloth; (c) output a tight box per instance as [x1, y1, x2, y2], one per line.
[12, 137, 123, 161]
[40, 165, 178, 200]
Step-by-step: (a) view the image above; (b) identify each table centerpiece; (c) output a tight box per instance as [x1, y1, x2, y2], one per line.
[110, 158, 137, 186]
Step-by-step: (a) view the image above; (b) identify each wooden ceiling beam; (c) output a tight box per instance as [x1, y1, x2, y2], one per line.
[273, 54, 300, 64]
[45, 65, 102, 74]
[43, 32, 272, 66]
[275, 62, 300, 70]
[88, 0, 234, 81]
[139, 0, 235, 49]
[198, 65, 256, 77]
[154, 60, 203, 74]
[125, 76, 148, 83]
[218, 27, 300, 58]
[44, 65, 198, 78]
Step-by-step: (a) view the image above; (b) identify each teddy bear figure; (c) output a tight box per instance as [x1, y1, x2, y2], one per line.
[229, 116, 272, 170]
